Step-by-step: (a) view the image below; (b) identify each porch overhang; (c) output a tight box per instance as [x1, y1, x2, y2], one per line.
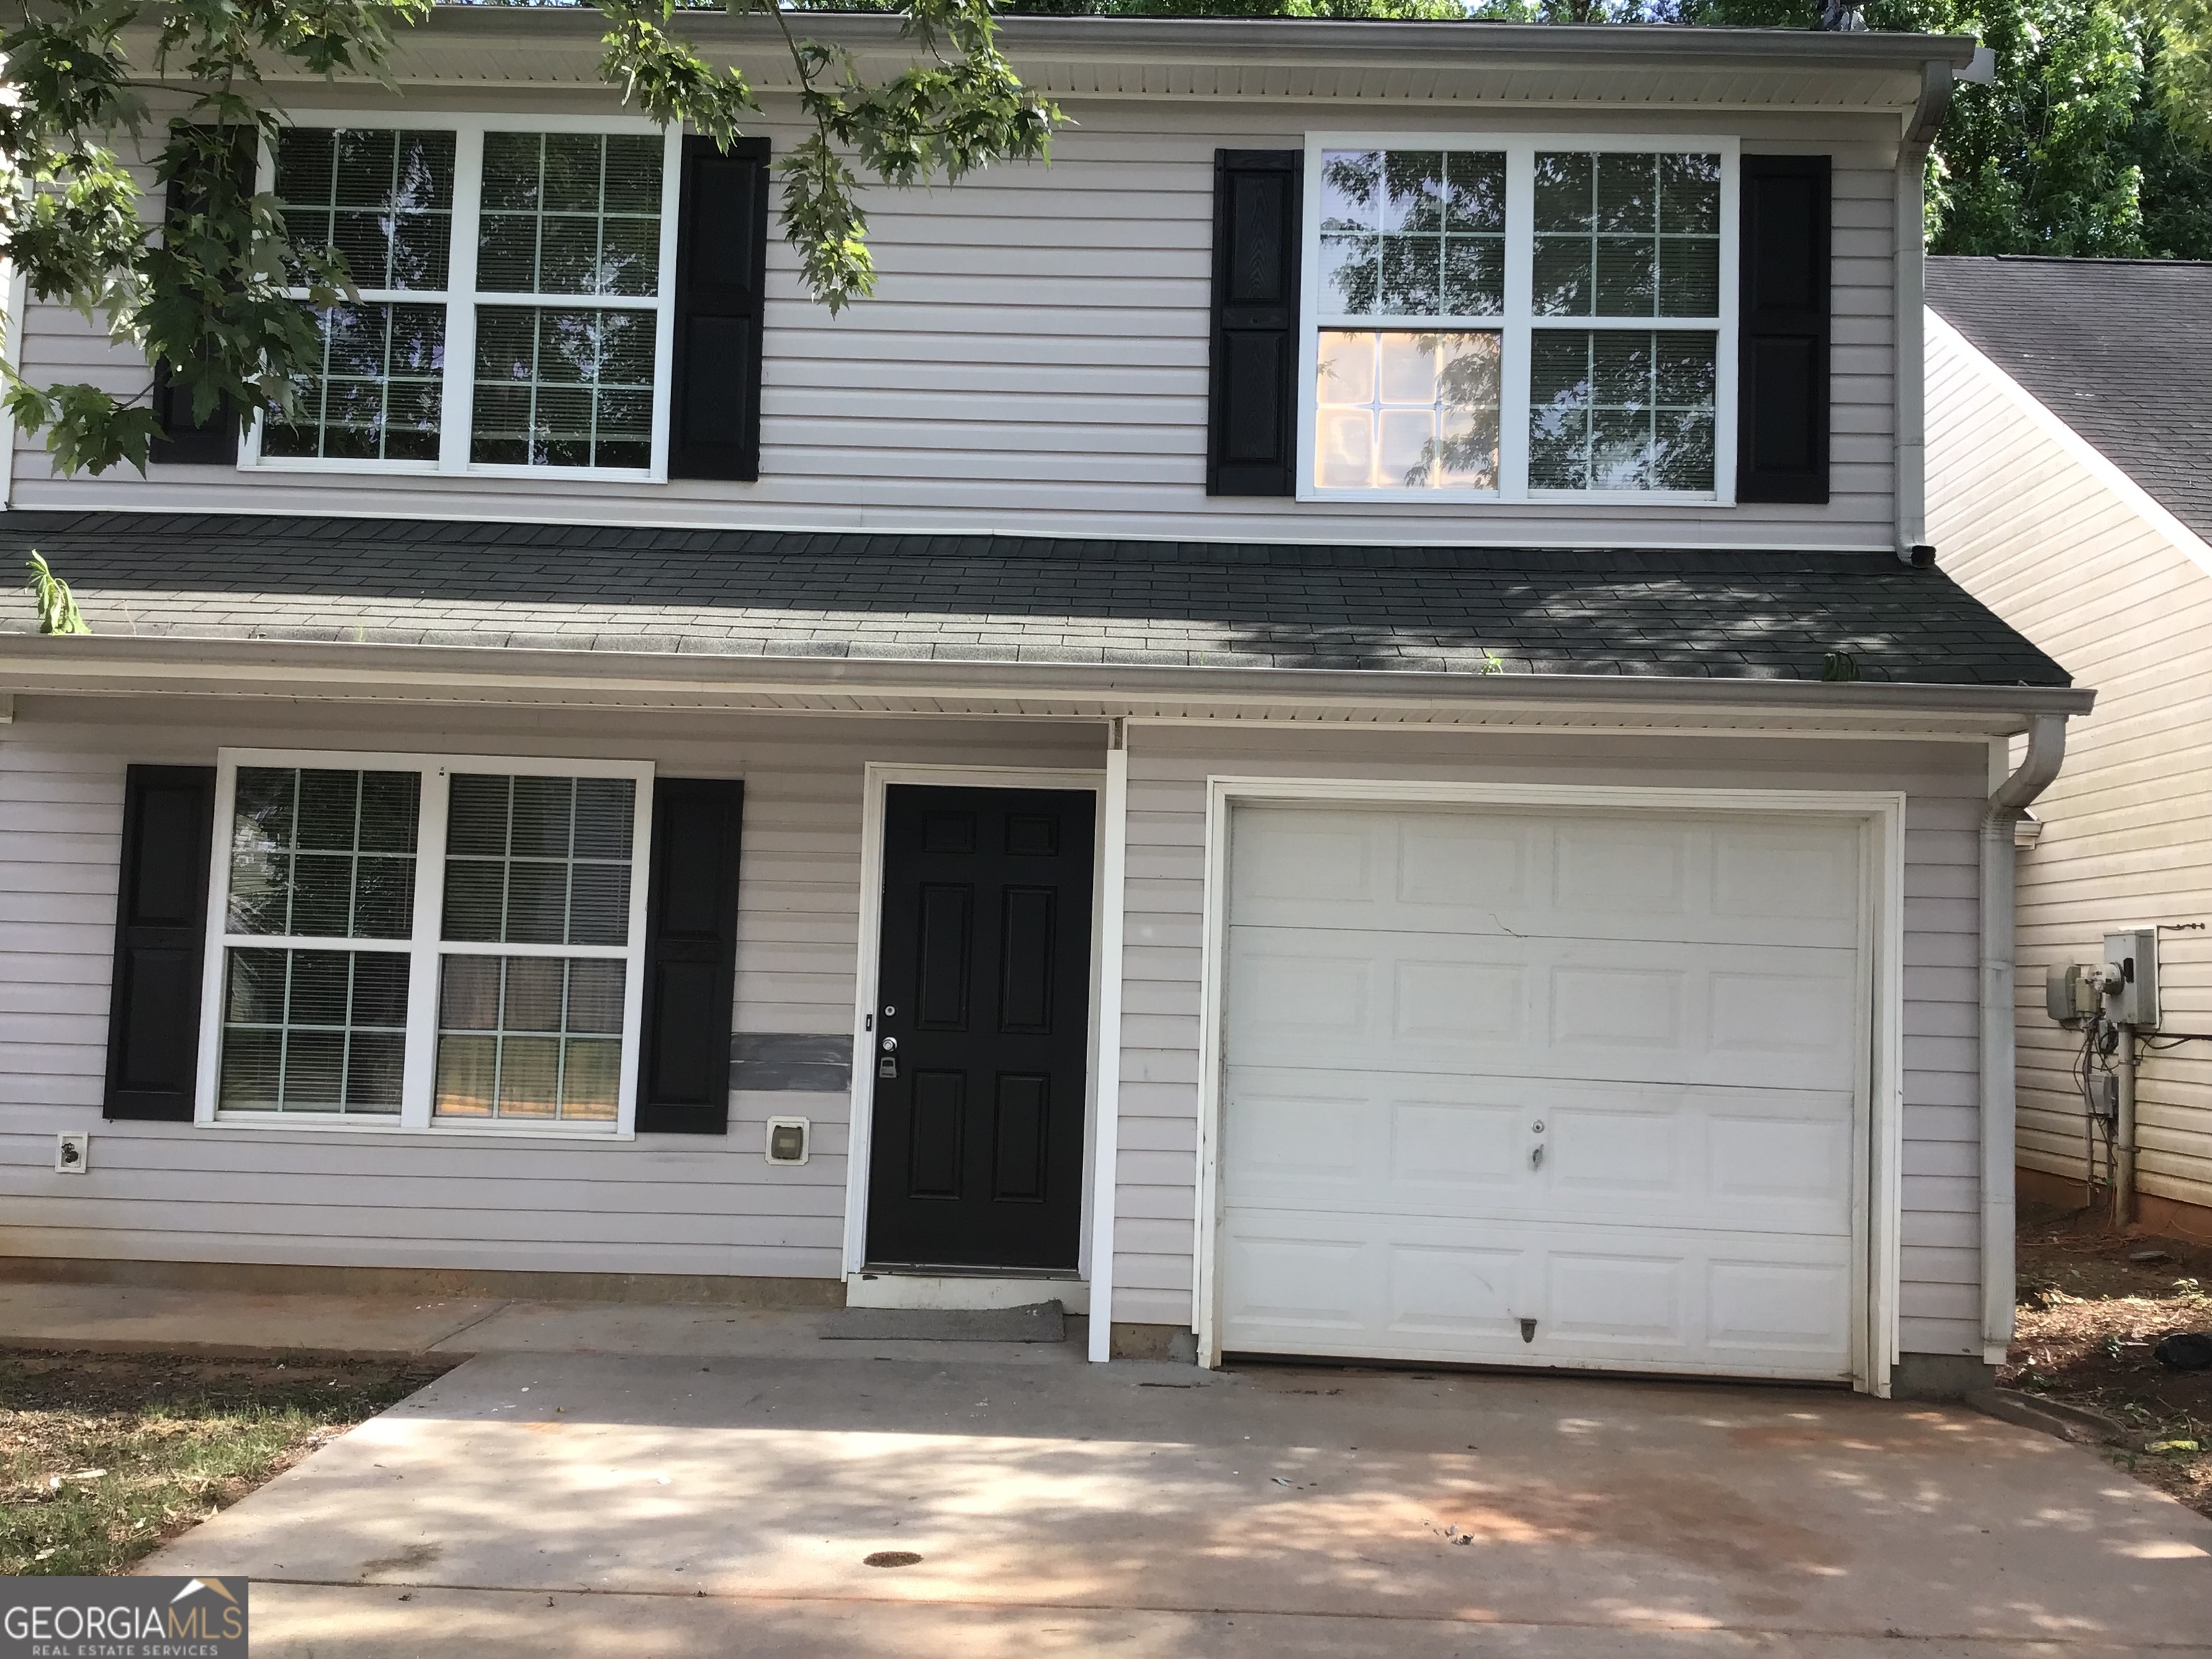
[0, 632, 2092, 737]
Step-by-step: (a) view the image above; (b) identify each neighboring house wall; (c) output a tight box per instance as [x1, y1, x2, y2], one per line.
[0, 698, 1102, 1275]
[1927, 313, 2212, 1223]
[9, 96, 1901, 549]
[1112, 721, 1992, 1358]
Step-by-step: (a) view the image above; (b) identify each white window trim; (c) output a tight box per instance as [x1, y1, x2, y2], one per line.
[238, 112, 683, 485]
[193, 748, 657, 1141]
[1297, 131, 1740, 508]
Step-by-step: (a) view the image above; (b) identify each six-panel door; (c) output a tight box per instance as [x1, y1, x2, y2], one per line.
[866, 785, 1097, 1271]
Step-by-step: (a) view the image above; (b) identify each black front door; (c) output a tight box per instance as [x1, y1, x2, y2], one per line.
[866, 785, 1096, 1271]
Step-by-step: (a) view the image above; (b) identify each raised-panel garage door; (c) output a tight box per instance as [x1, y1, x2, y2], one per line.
[1216, 803, 1866, 1381]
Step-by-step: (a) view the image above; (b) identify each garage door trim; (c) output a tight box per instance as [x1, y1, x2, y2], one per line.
[1192, 776, 1907, 1396]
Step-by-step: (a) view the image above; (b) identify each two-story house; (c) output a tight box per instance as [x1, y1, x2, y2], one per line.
[0, 11, 2085, 1398]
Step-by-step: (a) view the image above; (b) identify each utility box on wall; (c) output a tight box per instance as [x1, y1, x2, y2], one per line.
[2103, 929, 2160, 1028]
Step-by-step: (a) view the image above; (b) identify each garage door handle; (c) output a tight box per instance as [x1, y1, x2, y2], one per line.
[1529, 1144, 1544, 1170]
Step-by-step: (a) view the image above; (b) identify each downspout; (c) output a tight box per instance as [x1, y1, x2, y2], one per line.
[1087, 718, 1129, 1363]
[1894, 60, 1953, 562]
[1980, 713, 2067, 1364]
[0, 260, 23, 511]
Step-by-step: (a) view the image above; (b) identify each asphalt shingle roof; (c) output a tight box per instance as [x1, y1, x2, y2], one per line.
[1927, 255, 2212, 547]
[0, 511, 2069, 685]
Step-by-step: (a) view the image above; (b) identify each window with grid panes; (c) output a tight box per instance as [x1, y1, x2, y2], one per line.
[1306, 140, 1732, 500]
[217, 766, 421, 1114]
[256, 122, 672, 477]
[433, 774, 635, 1123]
[472, 133, 662, 469]
[266, 130, 454, 463]
[204, 755, 650, 1133]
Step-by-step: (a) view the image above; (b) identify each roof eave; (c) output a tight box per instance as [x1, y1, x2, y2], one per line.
[400, 7, 1981, 77]
[0, 634, 2094, 727]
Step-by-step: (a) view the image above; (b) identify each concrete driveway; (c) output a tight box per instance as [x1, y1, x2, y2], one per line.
[144, 1346, 2212, 1658]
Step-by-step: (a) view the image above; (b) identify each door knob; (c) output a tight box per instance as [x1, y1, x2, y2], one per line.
[880, 1036, 898, 1053]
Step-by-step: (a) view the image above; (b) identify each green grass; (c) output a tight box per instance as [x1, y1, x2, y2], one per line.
[0, 1351, 449, 1576]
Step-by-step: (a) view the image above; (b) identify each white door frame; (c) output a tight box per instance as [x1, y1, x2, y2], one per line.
[842, 763, 1110, 1298]
[1192, 776, 1908, 1396]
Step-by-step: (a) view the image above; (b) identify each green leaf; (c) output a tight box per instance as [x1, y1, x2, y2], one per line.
[24, 552, 92, 637]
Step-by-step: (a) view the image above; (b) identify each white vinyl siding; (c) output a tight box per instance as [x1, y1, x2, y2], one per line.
[8, 102, 1897, 548]
[0, 703, 1100, 1279]
[1928, 317, 2212, 1218]
[1110, 724, 1990, 1360]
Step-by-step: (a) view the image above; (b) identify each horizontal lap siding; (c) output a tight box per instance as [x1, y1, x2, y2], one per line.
[1928, 325, 2212, 1214]
[1115, 725, 1986, 1357]
[0, 700, 1101, 1277]
[13, 104, 1894, 547]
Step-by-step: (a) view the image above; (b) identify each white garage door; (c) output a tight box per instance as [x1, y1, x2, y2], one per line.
[1216, 803, 1866, 1381]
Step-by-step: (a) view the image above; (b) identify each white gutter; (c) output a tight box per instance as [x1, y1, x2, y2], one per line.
[1087, 724, 1130, 1363]
[1980, 711, 2067, 1363]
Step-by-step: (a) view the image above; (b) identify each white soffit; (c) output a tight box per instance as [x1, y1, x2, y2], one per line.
[357, 48, 1922, 112]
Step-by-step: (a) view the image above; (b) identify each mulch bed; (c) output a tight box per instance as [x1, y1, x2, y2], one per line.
[2005, 1210, 2212, 1519]
[0, 1349, 451, 1576]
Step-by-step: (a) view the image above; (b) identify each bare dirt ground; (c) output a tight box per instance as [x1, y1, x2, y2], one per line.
[2005, 1207, 2212, 1518]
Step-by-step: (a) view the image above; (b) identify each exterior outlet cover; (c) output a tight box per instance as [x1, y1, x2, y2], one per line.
[55, 1132, 88, 1174]
[765, 1116, 810, 1166]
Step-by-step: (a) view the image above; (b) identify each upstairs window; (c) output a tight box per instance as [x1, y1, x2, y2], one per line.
[1303, 136, 1737, 503]
[247, 117, 678, 481]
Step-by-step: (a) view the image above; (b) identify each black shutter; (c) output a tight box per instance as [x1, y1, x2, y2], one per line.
[637, 778, 745, 1134]
[1737, 154, 1832, 505]
[669, 135, 770, 482]
[150, 127, 258, 466]
[1208, 149, 1302, 497]
[104, 766, 216, 1122]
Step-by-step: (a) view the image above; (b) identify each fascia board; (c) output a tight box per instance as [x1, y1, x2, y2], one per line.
[207, 9, 1973, 115]
[407, 8, 1979, 74]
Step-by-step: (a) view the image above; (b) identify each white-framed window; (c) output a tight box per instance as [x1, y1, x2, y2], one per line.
[194, 750, 655, 1138]
[1299, 133, 1740, 505]
[242, 114, 682, 482]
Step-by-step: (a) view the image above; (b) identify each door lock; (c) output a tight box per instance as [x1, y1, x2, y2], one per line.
[877, 1036, 898, 1080]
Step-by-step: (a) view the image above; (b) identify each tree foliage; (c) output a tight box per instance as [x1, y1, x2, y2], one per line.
[1669, 0, 2212, 256]
[0, 0, 1058, 474]
[1038, 0, 2212, 251]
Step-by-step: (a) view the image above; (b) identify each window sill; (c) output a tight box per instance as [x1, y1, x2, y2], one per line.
[244, 458, 662, 485]
[1298, 487, 1730, 506]
[207, 1112, 634, 1143]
